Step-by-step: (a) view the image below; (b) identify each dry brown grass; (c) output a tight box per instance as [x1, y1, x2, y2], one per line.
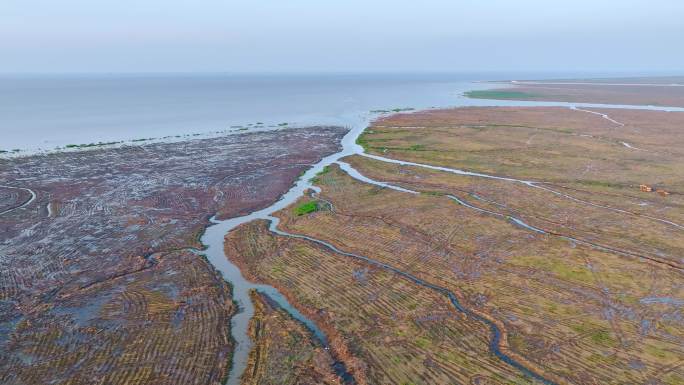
[261, 160, 683, 384]
[226, 220, 537, 385]
[241, 290, 341, 385]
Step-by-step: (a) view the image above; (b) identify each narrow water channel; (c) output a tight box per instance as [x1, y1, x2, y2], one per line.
[199, 94, 684, 385]
[199, 116, 368, 385]
[0, 185, 37, 216]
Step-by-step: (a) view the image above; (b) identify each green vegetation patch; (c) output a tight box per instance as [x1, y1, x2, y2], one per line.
[370, 107, 415, 113]
[65, 141, 123, 149]
[356, 134, 370, 151]
[294, 201, 319, 216]
[570, 322, 617, 348]
[414, 336, 431, 349]
[420, 191, 444, 197]
[511, 254, 594, 284]
[590, 329, 617, 347]
[309, 165, 331, 184]
[465, 90, 542, 100]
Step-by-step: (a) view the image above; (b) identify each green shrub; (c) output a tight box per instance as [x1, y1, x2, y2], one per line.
[294, 201, 318, 216]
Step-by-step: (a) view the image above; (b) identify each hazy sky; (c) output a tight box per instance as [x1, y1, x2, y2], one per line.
[2, 0, 683, 74]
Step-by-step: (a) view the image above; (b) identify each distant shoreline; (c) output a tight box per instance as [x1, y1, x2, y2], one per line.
[465, 75, 684, 107]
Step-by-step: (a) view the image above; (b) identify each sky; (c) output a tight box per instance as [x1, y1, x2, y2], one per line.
[2, 0, 683, 74]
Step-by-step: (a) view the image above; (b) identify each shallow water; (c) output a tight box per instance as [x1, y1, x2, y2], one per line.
[5, 72, 683, 153]
[1, 73, 508, 151]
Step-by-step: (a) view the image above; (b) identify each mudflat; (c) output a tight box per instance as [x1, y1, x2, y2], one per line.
[0, 127, 347, 385]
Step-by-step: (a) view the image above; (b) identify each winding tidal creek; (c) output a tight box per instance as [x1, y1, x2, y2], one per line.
[199, 94, 684, 385]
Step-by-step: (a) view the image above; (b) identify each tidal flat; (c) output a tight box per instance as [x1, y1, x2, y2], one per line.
[3, 75, 684, 385]
[0, 127, 347, 385]
[225, 104, 684, 385]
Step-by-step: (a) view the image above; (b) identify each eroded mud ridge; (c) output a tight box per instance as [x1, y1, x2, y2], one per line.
[226, 106, 684, 385]
[0, 127, 347, 385]
[241, 290, 346, 385]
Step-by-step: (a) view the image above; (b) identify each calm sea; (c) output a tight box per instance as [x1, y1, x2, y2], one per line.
[0, 72, 586, 151]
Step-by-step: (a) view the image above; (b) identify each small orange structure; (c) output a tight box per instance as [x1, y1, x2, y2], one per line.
[656, 189, 670, 196]
[640, 184, 653, 192]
